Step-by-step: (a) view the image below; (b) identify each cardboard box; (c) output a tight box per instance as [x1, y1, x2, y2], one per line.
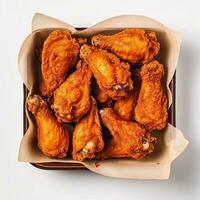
[18, 13, 188, 179]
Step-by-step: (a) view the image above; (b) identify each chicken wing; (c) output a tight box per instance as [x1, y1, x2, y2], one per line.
[80, 44, 133, 100]
[92, 29, 160, 64]
[114, 68, 141, 121]
[27, 95, 69, 158]
[92, 80, 113, 108]
[40, 30, 80, 97]
[99, 108, 156, 160]
[135, 60, 168, 131]
[94, 86, 110, 104]
[113, 92, 136, 121]
[53, 60, 92, 123]
[72, 97, 104, 161]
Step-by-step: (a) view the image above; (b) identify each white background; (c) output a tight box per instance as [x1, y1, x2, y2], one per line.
[0, 0, 199, 199]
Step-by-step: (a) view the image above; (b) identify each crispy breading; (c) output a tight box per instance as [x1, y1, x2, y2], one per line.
[72, 98, 104, 161]
[40, 30, 80, 97]
[27, 95, 69, 158]
[80, 44, 133, 100]
[98, 108, 156, 160]
[135, 60, 168, 131]
[53, 61, 92, 123]
[114, 68, 141, 121]
[92, 29, 160, 64]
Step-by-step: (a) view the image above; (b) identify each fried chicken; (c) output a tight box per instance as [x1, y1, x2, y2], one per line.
[99, 108, 156, 160]
[135, 60, 168, 131]
[72, 97, 104, 161]
[53, 61, 92, 123]
[113, 92, 136, 121]
[95, 86, 110, 104]
[27, 95, 69, 158]
[92, 29, 160, 64]
[40, 30, 80, 97]
[80, 44, 133, 100]
[114, 68, 141, 121]
[92, 80, 113, 109]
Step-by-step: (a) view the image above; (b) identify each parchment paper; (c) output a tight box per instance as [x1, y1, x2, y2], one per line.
[18, 13, 189, 179]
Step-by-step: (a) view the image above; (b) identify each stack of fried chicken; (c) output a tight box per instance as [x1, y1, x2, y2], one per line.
[27, 29, 168, 161]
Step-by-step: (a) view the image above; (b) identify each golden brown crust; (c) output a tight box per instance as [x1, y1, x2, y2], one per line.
[27, 95, 69, 158]
[72, 98, 104, 161]
[113, 91, 136, 121]
[92, 80, 112, 107]
[92, 29, 160, 64]
[135, 60, 168, 131]
[114, 68, 141, 121]
[98, 108, 156, 160]
[53, 61, 92, 123]
[80, 44, 133, 100]
[40, 30, 80, 97]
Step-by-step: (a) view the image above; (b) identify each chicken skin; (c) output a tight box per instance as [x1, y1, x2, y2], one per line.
[92, 29, 160, 64]
[135, 60, 168, 131]
[92, 80, 113, 108]
[80, 44, 133, 100]
[94, 85, 110, 104]
[72, 98, 104, 161]
[99, 108, 156, 160]
[40, 30, 80, 97]
[113, 92, 136, 121]
[114, 68, 141, 121]
[53, 61, 92, 123]
[27, 95, 69, 158]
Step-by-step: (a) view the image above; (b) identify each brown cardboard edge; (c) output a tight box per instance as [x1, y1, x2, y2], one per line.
[22, 27, 176, 170]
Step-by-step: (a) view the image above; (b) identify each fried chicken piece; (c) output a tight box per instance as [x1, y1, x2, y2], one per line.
[92, 80, 112, 107]
[114, 68, 141, 121]
[135, 60, 168, 131]
[113, 92, 136, 121]
[92, 29, 160, 64]
[80, 44, 133, 100]
[99, 108, 156, 160]
[72, 98, 104, 161]
[53, 61, 92, 123]
[95, 86, 110, 104]
[40, 30, 80, 97]
[27, 95, 69, 158]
